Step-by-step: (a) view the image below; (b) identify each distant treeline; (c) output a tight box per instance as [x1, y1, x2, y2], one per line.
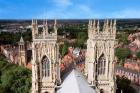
[0, 25, 88, 45]
[0, 29, 32, 45]
[0, 22, 139, 46]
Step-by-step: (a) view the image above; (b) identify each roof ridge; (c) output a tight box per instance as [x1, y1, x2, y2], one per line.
[58, 69, 96, 93]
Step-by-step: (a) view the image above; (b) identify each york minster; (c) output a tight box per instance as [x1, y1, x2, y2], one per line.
[0, 0, 140, 93]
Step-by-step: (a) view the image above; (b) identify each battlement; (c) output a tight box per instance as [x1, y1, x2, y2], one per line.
[92, 34, 116, 40]
[34, 33, 57, 40]
[88, 19, 116, 39]
[32, 19, 57, 41]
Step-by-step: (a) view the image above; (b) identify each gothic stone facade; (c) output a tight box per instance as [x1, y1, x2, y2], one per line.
[31, 20, 60, 93]
[32, 19, 116, 93]
[85, 19, 116, 93]
[18, 37, 26, 66]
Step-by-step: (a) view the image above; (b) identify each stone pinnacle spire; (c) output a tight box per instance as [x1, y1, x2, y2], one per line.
[19, 36, 24, 43]
[106, 19, 109, 32]
[103, 19, 106, 32]
[88, 20, 92, 38]
[110, 19, 113, 33]
[45, 19, 48, 35]
[54, 19, 57, 35]
[43, 19, 48, 38]
[92, 19, 96, 33]
[97, 20, 100, 33]
[113, 19, 116, 34]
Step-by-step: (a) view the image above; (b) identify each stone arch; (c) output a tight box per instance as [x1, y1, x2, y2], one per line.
[44, 92, 49, 93]
[41, 55, 50, 77]
[100, 89, 104, 93]
[97, 54, 106, 75]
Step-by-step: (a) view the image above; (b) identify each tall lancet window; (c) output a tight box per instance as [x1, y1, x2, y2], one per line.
[97, 54, 106, 75]
[41, 55, 50, 77]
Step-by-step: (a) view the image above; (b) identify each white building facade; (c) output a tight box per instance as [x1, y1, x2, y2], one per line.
[31, 19, 116, 93]
[85, 19, 116, 93]
[31, 20, 61, 93]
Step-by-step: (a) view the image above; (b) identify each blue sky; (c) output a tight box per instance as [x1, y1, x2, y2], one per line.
[0, 0, 140, 19]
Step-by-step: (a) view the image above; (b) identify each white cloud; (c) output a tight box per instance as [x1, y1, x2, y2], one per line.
[111, 9, 140, 18]
[37, 4, 101, 19]
[71, 4, 100, 18]
[52, 0, 72, 6]
[37, 1, 140, 19]
[36, 0, 103, 19]
[78, 5, 91, 13]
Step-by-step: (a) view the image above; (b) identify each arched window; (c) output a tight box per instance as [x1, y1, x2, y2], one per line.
[44, 92, 49, 93]
[41, 55, 50, 77]
[100, 89, 104, 93]
[97, 54, 106, 75]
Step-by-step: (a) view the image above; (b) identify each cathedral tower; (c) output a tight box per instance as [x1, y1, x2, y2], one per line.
[18, 36, 26, 66]
[31, 19, 60, 93]
[85, 19, 116, 93]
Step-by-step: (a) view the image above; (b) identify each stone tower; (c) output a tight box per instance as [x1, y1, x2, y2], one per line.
[85, 19, 116, 93]
[18, 36, 26, 66]
[31, 19, 60, 93]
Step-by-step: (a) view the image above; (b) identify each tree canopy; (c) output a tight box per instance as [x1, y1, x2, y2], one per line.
[0, 58, 31, 93]
[116, 33, 129, 45]
[115, 48, 131, 65]
[61, 42, 69, 57]
[76, 31, 87, 48]
[115, 48, 131, 60]
[136, 51, 140, 58]
[0, 30, 32, 45]
[116, 75, 135, 93]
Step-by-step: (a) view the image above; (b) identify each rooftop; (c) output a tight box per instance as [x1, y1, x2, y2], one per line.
[57, 69, 96, 93]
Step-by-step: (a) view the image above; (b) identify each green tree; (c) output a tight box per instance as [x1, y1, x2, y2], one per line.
[115, 48, 131, 65]
[116, 75, 135, 93]
[124, 29, 136, 34]
[59, 44, 63, 56]
[0, 30, 32, 45]
[0, 60, 31, 93]
[0, 71, 1, 84]
[136, 51, 140, 58]
[76, 31, 87, 48]
[61, 42, 69, 57]
[117, 33, 129, 45]
[23, 30, 32, 42]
